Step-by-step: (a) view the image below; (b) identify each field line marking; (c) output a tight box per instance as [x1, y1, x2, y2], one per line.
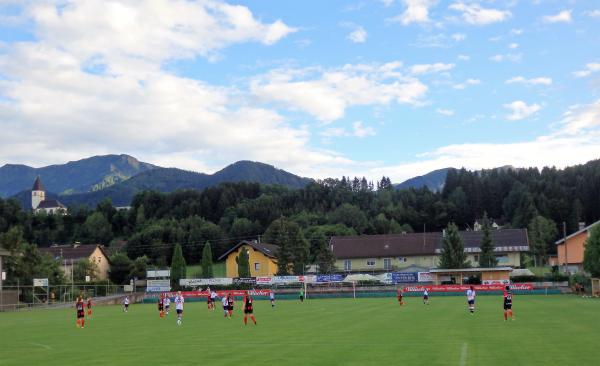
[459, 342, 468, 366]
[30, 342, 52, 350]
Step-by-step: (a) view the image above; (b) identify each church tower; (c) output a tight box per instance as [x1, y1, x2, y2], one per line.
[31, 176, 45, 210]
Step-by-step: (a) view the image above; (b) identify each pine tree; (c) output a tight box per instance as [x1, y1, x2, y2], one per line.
[275, 221, 292, 275]
[478, 213, 497, 268]
[201, 241, 213, 278]
[583, 224, 600, 277]
[236, 247, 250, 277]
[439, 223, 470, 269]
[170, 244, 186, 289]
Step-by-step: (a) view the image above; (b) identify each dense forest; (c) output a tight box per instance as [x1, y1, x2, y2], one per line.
[1, 159, 600, 282]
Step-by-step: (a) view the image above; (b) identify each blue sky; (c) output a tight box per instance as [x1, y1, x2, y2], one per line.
[0, 0, 599, 182]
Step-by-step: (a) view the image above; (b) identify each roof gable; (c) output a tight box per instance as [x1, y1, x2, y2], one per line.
[37, 199, 66, 209]
[218, 240, 279, 261]
[32, 176, 45, 191]
[39, 244, 110, 263]
[555, 219, 600, 245]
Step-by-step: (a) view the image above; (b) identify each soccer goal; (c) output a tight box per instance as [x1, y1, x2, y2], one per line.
[592, 278, 600, 297]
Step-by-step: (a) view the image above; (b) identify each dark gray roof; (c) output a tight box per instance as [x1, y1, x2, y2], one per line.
[37, 199, 66, 209]
[39, 244, 111, 263]
[218, 240, 279, 261]
[32, 176, 45, 191]
[330, 229, 529, 259]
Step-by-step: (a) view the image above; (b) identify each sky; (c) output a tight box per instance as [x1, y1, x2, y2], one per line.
[0, 0, 599, 183]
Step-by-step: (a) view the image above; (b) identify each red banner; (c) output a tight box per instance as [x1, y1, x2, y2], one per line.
[402, 284, 534, 292]
[146, 289, 272, 299]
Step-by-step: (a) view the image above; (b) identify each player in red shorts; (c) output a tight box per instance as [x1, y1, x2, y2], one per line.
[503, 285, 515, 321]
[397, 287, 405, 306]
[75, 296, 85, 328]
[86, 296, 94, 317]
[158, 293, 165, 318]
[243, 292, 257, 326]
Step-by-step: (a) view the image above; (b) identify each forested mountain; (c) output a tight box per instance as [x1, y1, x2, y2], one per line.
[0, 154, 157, 197]
[395, 168, 451, 192]
[2, 158, 599, 276]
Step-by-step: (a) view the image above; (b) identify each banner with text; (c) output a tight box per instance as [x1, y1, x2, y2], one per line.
[147, 270, 170, 278]
[316, 274, 345, 283]
[179, 278, 233, 287]
[233, 277, 256, 285]
[146, 279, 171, 292]
[418, 272, 434, 283]
[402, 284, 534, 292]
[146, 289, 271, 299]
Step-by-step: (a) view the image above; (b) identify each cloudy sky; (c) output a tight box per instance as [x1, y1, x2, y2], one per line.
[0, 0, 599, 183]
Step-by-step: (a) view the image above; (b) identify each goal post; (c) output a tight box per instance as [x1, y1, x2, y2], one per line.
[592, 278, 600, 297]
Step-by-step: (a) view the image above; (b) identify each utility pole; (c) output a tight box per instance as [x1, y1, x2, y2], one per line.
[562, 221, 567, 274]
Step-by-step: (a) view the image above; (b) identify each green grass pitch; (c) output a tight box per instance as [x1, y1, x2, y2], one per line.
[1, 295, 598, 366]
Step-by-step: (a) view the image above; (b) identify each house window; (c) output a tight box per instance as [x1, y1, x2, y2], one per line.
[344, 260, 352, 271]
[366, 259, 376, 267]
[254, 263, 261, 271]
[383, 258, 392, 270]
[474, 254, 479, 263]
[398, 257, 407, 263]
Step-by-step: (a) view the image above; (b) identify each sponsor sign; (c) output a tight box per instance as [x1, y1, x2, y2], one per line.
[402, 284, 534, 292]
[85, 275, 91, 283]
[146, 279, 171, 292]
[392, 272, 418, 283]
[418, 272, 434, 283]
[124, 285, 133, 292]
[272, 276, 301, 284]
[179, 278, 233, 287]
[316, 274, 345, 283]
[146, 289, 272, 299]
[33, 278, 48, 287]
[304, 275, 317, 284]
[233, 277, 256, 285]
[2, 271, 6, 281]
[147, 270, 170, 278]
[482, 279, 510, 285]
[255, 277, 273, 285]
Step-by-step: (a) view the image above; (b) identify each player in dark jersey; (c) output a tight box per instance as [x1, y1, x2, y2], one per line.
[243, 292, 257, 325]
[503, 286, 515, 321]
[75, 296, 85, 328]
[158, 294, 165, 318]
[397, 287, 405, 306]
[227, 293, 234, 317]
[86, 297, 94, 317]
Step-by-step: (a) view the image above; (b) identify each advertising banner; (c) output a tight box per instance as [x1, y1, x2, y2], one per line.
[272, 276, 301, 284]
[418, 272, 434, 283]
[146, 279, 171, 292]
[402, 284, 534, 292]
[33, 278, 48, 287]
[482, 279, 510, 285]
[146, 289, 272, 299]
[255, 277, 273, 285]
[233, 277, 256, 285]
[316, 274, 345, 283]
[391, 272, 418, 283]
[147, 270, 170, 278]
[179, 278, 233, 287]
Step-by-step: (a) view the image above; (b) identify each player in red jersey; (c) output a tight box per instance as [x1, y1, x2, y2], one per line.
[243, 292, 257, 326]
[227, 293, 235, 317]
[503, 286, 515, 321]
[158, 294, 165, 318]
[75, 296, 85, 328]
[86, 296, 94, 317]
[397, 287, 405, 306]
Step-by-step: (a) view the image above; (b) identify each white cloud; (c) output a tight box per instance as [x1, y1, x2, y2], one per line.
[250, 62, 428, 122]
[352, 121, 376, 137]
[365, 99, 600, 182]
[381, 0, 395, 7]
[410, 62, 455, 74]
[490, 53, 522, 63]
[453, 78, 480, 89]
[584, 10, 600, 18]
[410, 33, 466, 48]
[449, 2, 511, 25]
[503, 101, 542, 120]
[389, 0, 437, 25]
[573, 63, 600, 78]
[505, 76, 552, 85]
[543, 10, 572, 23]
[320, 121, 376, 138]
[457, 54, 470, 61]
[451, 33, 466, 41]
[510, 28, 523, 35]
[508, 43, 518, 49]
[347, 26, 367, 43]
[436, 108, 455, 116]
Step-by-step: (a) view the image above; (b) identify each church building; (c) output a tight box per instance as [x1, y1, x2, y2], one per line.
[31, 176, 67, 214]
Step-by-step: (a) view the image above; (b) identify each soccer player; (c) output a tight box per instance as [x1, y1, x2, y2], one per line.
[227, 293, 235, 317]
[243, 292, 257, 325]
[174, 291, 185, 325]
[123, 296, 130, 312]
[397, 287, 405, 306]
[210, 290, 217, 310]
[299, 288, 304, 302]
[206, 288, 212, 310]
[466, 286, 476, 314]
[164, 295, 171, 315]
[158, 294, 165, 318]
[423, 289, 429, 305]
[86, 296, 94, 317]
[75, 296, 85, 328]
[503, 285, 515, 321]
[221, 294, 230, 318]
[269, 289, 275, 307]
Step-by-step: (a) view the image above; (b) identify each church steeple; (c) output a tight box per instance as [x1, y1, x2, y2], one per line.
[31, 176, 45, 210]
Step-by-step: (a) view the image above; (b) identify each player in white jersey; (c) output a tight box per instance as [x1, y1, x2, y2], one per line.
[123, 296, 129, 312]
[466, 286, 476, 314]
[221, 294, 230, 318]
[210, 291, 217, 310]
[174, 291, 184, 325]
[423, 289, 429, 305]
[164, 296, 171, 315]
[269, 290, 275, 308]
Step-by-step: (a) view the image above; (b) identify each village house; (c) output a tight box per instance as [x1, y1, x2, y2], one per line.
[554, 220, 599, 273]
[39, 244, 112, 281]
[219, 240, 279, 277]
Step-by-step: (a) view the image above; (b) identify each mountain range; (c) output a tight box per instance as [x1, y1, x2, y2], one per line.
[2, 155, 313, 208]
